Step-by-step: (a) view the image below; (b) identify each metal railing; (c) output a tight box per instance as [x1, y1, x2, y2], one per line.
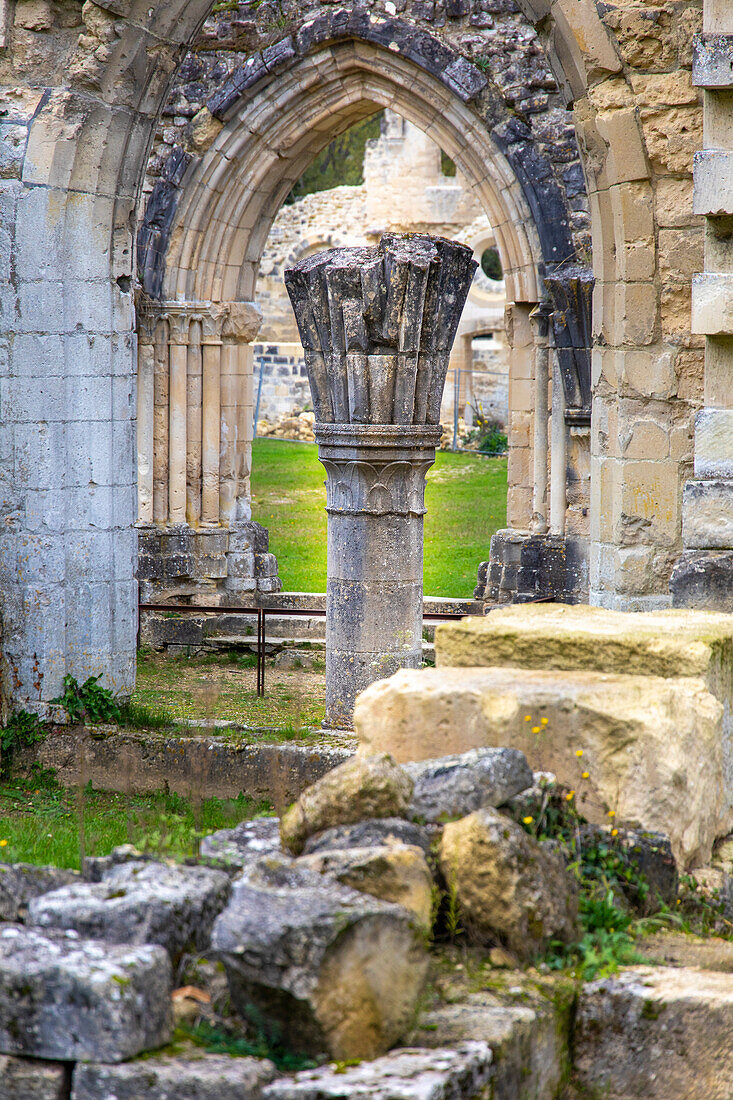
[138, 601, 467, 698]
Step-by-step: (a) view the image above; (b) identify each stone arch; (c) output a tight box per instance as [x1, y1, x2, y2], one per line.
[0, 0, 707, 706]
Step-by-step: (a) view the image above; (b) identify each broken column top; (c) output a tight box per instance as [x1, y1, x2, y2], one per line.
[284, 233, 476, 427]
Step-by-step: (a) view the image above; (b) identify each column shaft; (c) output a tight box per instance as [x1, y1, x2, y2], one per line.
[168, 311, 189, 525]
[201, 341, 222, 525]
[136, 321, 155, 525]
[186, 318, 203, 527]
[152, 317, 170, 524]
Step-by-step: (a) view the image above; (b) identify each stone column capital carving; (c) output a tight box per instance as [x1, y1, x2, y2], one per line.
[165, 304, 193, 345]
[285, 233, 476, 427]
[315, 424, 443, 517]
[222, 301, 263, 344]
[200, 304, 229, 345]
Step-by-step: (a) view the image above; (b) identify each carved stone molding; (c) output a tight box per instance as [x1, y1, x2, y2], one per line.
[544, 265, 594, 425]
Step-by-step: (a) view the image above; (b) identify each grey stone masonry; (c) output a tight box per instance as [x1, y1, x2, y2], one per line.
[285, 235, 475, 727]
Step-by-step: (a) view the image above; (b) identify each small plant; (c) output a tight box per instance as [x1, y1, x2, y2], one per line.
[117, 701, 177, 730]
[1, 710, 47, 777]
[52, 675, 121, 724]
[178, 1014, 317, 1072]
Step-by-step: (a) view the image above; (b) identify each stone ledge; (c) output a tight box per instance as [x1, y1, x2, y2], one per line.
[692, 273, 733, 336]
[693, 34, 733, 89]
[693, 150, 733, 216]
[682, 479, 733, 549]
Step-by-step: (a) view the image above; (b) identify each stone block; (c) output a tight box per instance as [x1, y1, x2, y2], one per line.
[694, 149, 733, 215]
[0, 1055, 69, 1099]
[575, 966, 733, 1098]
[0, 863, 79, 922]
[694, 407, 733, 478]
[262, 1043, 493, 1099]
[71, 1055, 276, 1099]
[682, 479, 733, 549]
[211, 857, 429, 1060]
[693, 34, 733, 88]
[692, 273, 733, 336]
[302, 819, 432, 857]
[28, 861, 231, 963]
[199, 816, 282, 872]
[354, 663, 728, 867]
[0, 925, 172, 1062]
[434, 604, 733, 696]
[670, 550, 733, 612]
[404, 746, 533, 823]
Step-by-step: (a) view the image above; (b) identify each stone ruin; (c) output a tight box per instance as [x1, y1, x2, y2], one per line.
[285, 233, 476, 725]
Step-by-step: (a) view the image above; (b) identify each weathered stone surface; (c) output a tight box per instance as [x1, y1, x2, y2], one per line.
[411, 986, 572, 1100]
[0, 925, 172, 1062]
[0, 863, 79, 921]
[354, 665, 726, 868]
[262, 1043, 493, 1099]
[0, 1056, 69, 1100]
[439, 809, 579, 960]
[302, 818, 432, 856]
[199, 816, 283, 871]
[575, 966, 733, 1099]
[298, 843, 434, 929]
[28, 861, 231, 962]
[404, 747, 533, 823]
[280, 753, 413, 855]
[434, 605, 733, 697]
[71, 1055, 276, 1099]
[211, 856, 429, 1060]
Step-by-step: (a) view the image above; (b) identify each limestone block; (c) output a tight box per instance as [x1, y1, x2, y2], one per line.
[353, 664, 727, 868]
[694, 150, 733, 216]
[683, 479, 733, 549]
[302, 818, 432, 857]
[0, 1055, 68, 1100]
[262, 1043, 493, 1099]
[655, 177, 696, 228]
[670, 550, 733, 613]
[71, 1055, 276, 1099]
[297, 843, 434, 928]
[411, 987, 570, 1100]
[0, 863, 79, 922]
[210, 857, 429, 1060]
[439, 809, 579, 960]
[692, 273, 733, 336]
[694, 408, 733, 478]
[434, 604, 733, 696]
[280, 753, 413, 855]
[693, 34, 733, 89]
[575, 966, 733, 1098]
[28, 861, 231, 964]
[199, 816, 282, 872]
[0, 925, 172, 1062]
[403, 747, 533, 823]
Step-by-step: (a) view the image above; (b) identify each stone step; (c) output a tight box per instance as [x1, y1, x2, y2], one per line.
[575, 965, 733, 1099]
[353, 664, 729, 868]
[435, 604, 733, 707]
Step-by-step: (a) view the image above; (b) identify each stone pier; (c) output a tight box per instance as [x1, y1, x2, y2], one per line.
[285, 235, 476, 727]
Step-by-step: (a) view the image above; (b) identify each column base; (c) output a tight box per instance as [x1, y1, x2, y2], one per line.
[137, 521, 281, 608]
[670, 550, 733, 611]
[476, 529, 588, 604]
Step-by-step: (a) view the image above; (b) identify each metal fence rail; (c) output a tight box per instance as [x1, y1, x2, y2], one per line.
[138, 602, 467, 698]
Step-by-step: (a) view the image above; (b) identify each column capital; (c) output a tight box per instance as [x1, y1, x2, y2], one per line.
[285, 233, 476, 427]
[222, 301, 262, 343]
[164, 304, 193, 345]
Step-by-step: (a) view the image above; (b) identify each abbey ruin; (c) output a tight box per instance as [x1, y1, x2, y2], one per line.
[0, 0, 733, 1097]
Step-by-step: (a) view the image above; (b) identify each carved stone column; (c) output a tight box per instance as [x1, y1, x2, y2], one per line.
[286, 234, 476, 727]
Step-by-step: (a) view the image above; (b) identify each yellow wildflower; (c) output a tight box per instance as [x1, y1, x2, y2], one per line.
[565, 790, 575, 801]
[541, 717, 548, 726]
[581, 771, 590, 779]
[531, 726, 540, 734]
[0, 840, 7, 848]
[611, 829, 619, 837]
[522, 816, 534, 825]
[575, 749, 584, 758]
[524, 715, 532, 722]
[607, 810, 616, 818]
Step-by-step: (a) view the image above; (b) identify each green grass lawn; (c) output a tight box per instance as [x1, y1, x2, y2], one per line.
[251, 439, 507, 597]
[0, 776, 272, 869]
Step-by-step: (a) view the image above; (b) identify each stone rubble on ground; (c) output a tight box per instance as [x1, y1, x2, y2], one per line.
[27, 861, 231, 963]
[71, 1054, 277, 1100]
[0, 1054, 69, 1100]
[0, 863, 79, 922]
[0, 925, 172, 1062]
[261, 1042, 493, 1099]
[404, 746, 533, 823]
[439, 808, 579, 961]
[199, 816, 284, 871]
[575, 965, 733, 1099]
[280, 752, 413, 855]
[301, 817, 433, 856]
[210, 854, 429, 1060]
[297, 842, 434, 929]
